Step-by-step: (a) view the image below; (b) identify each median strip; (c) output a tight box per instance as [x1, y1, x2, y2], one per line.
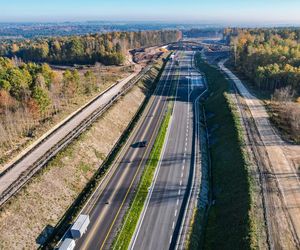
[111, 57, 180, 250]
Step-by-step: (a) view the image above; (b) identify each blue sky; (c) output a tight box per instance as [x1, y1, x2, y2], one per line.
[1, 0, 300, 24]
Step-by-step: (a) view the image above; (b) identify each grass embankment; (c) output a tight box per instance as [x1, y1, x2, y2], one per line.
[189, 55, 257, 250]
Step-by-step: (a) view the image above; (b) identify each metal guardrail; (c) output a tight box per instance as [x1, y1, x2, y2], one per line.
[0, 64, 152, 208]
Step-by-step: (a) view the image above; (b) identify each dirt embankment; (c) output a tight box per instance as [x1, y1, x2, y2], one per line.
[0, 63, 161, 249]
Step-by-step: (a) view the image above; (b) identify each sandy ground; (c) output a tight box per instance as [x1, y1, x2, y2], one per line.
[220, 61, 300, 249]
[0, 76, 152, 249]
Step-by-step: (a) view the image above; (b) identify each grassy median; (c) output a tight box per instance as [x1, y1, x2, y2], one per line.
[189, 54, 257, 250]
[112, 106, 172, 250]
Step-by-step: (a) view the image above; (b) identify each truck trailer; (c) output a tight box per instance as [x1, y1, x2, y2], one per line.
[59, 238, 75, 250]
[70, 214, 90, 239]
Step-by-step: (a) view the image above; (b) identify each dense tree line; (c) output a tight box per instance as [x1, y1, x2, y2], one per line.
[0, 30, 181, 65]
[225, 28, 300, 93]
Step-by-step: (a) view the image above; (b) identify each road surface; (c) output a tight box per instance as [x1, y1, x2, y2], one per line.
[130, 51, 204, 250]
[74, 54, 179, 250]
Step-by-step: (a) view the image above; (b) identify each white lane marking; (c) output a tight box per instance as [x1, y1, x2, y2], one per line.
[182, 165, 185, 170]
[184, 146, 187, 152]
[178, 189, 181, 195]
[170, 235, 172, 244]
[183, 159, 185, 164]
[177, 199, 179, 205]
[181, 172, 184, 178]
[175, 209, 178, 217]
[185, 137, 188, 142]
[172, 221, 175, 229]
[180, 180, 182, 186]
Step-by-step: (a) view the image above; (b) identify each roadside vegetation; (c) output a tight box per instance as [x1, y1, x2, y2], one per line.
[0, 56, 167, 249]
[0, 56, 131, 166]
[224, 28, 300, 143]
[189, 54, 258, 250]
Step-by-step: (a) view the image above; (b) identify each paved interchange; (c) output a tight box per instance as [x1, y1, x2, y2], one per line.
[74, 51, 205, 250]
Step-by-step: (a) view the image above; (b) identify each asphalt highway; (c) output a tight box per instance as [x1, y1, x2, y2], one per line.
[131, 51, 204, 250]
[75, 54, 179, 250]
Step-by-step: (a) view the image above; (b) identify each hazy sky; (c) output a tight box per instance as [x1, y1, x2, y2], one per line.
[1, 0, 300, 24]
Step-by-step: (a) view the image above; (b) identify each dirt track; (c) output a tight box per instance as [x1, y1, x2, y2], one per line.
[220, 61, 300, 250]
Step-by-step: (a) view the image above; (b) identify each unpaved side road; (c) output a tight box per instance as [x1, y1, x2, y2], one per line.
[220, 60, 300, 250]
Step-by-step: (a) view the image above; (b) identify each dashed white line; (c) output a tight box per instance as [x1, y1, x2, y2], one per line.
[175, 209, 178, 217]
[181, 172, 184, 178]
[182, 165, 185, 170]
[177, 199, 179, 205]
[178, 189, 181, 195]
[180, 180, 182, 186]
[169, 235, 172, 244]
[172, 221, 175, 229]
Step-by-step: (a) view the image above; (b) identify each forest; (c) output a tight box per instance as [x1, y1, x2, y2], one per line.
[0, 30, 181, 65]
[224, 28, 300, 94]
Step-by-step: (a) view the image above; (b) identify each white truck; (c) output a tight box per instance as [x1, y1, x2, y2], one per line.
[59, 238, 76, 250]
[70, 214, 90, 239]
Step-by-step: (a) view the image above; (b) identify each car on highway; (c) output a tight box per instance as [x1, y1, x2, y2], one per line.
[131, 141, 148, 148]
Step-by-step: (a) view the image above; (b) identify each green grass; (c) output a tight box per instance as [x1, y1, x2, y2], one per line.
[189, 54, 256, 250]
[112, 107, 172, 250]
